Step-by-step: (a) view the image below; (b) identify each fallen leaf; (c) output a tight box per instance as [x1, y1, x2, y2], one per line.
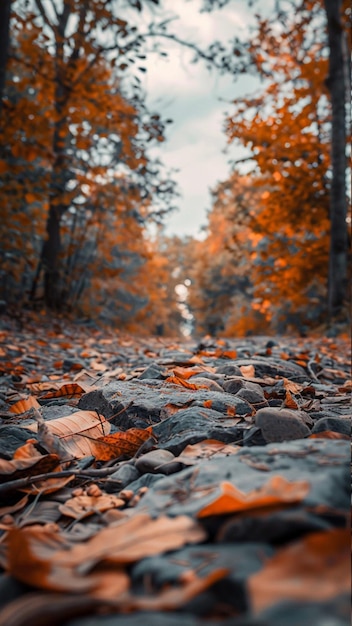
[59, 494, 125, 519]
[6, 514, 206, 593]
[0, 454, 61, 482]
[283, 390, 299, 409]
[9, 396, 41, 414]
[179, 440, 240, 461]
[197, 476, 310, 518]
[309, 431, 350, 440]
[23, 410, 110, 459]
[39, 382, 94, 400]
[89, 426, 154, 461]
[248, 528, 350, 613]
[166, 376, 208, 390]
[240, 364, 256, 378]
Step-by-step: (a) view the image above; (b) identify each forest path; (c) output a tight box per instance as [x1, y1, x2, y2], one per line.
[0, 315, 350, 626]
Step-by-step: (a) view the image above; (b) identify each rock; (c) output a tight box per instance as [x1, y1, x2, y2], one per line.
[152, 407, 246, 455]
[131, 542, 273, 614]
[78, 380, 253, 429]
[188, 377, 224, 392]
[312, 417, 350, 437]
[137, 363, 167, 380]
[255, 408, 311, 442]
[0, 425, 34, 459]
[216, 364, 243, 376]
[236, 387, 267, 408]
[233, 357, 308, 380]
[135, 449, 176, 474]
[104, 463, 140, 493]
[134, 439, 350, 540]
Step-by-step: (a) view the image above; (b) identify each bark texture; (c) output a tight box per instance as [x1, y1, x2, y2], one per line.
[323, 0, 349, 319]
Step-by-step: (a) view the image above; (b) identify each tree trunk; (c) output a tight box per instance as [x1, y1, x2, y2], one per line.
[0, 0, 11, 117]
[323, 0, 349, 320]
[42, 206, 62, 309]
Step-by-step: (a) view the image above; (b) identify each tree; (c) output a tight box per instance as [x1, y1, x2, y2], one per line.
[323, 0, 350, 319]
[185, 174, 267, 336]
[0, 0, 175, 315]
[224, 0, 350, 329]
[0, 0, 11, 115]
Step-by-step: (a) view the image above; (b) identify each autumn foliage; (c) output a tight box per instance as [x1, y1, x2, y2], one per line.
[0, 0, 350, 336]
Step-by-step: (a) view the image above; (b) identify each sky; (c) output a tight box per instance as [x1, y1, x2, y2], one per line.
[138, 0, 264, 239]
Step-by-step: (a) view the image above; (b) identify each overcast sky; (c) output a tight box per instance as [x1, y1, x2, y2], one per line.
[138, 0, 266, 238]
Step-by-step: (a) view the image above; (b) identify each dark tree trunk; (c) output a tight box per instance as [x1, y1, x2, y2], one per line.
[42, 206, 62, 309]
[323, 0, 349, 320]
[0, 0, 11, 116]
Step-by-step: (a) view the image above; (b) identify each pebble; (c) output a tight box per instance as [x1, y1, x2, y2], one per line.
[135, 449, 176, 474]
[255, 407, 311, 442]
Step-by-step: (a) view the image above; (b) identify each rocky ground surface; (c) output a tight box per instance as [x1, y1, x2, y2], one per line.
[0, 316, 350, 626]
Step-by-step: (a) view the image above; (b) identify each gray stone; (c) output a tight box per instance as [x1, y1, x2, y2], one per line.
[232, 357, 308, 380]
[0, 425, 34, 459]
[78, 380, 253, 429]
[135, 449, 175, 474]
[137, 363, 167, 380]
[104, 463, 140, 492]
[134, 439, 350, 537]
[255, 407, 311, 442]
[312, 417, 350, 436]
[152, 407, 246, 455]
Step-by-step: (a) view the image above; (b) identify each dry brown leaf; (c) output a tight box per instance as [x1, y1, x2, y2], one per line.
[6, 514, 206, 593]
[283, 390, 299, 409]
[21, 474, 75, 495]
[197, 476, 310, 518]
[165, 376, 208, 390]
[309, 430, 350, 441]
[59, 494, 125, 519]
[7, 525, 97, 592]
[179, 440, 240, 461]
[171, 365, 216, 379]
[240, 364, 256, 378]
[56, 513, 206, 570]
[9, 396, 41, 414]
[23, 410, 110, 459]
[0, 454, 61, 481]
[90, 426, 154, 461]
[39, 382, 93, 399]
[248, 528, 350, 613]
[282, 378, 304, 394]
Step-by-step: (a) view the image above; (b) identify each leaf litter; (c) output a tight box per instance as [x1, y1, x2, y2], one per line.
[0, 318, 350, 625]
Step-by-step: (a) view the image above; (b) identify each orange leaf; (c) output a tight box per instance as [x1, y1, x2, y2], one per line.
[6, 514, 205, 593]
[284, 390, 299, 409]
[59, 493, 124, 519]
[239, 364, 256, 378]
[248, 529, 350, 613]
[39, 382, 94, 399]
[179, 440, 240, 461]
[203, 400, 213, 408]
[166, 376, 207, 390]
[90, 426, 154, 461]
[197, 476, 310, 518]
[0, 454, 61, 482]
[309, 430, 350, 441]
[172, 365, 215, 379]
[9, 396, 41, 414]
[23, 410, 110, 459]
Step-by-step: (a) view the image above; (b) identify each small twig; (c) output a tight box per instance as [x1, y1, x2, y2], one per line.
[0, 466, 122, 496]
